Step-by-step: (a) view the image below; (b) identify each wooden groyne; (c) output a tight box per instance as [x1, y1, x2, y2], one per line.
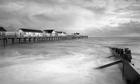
[96, 47, 140, 84]
[0, 35, 88, 47]
[110, 47, 140, 84]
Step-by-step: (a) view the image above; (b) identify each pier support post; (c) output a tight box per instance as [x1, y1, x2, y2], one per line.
[33, 37, 36, 42]
[24, 38, 26, 43]
[12, 38, 15, 44]
[3, 38, 6, 47]
[19, 38, 21, 44]
[29, 38, 31, 43]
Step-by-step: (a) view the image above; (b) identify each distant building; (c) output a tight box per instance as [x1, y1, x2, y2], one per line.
[43, 29, 56, 37]
[17, 28, 43, 37]
[55, 31, 67, 36]
[0, 27, 7, 37]
[72, 32, 80, 36]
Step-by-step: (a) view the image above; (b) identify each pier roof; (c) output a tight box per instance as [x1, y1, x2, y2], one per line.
[74, 33, 80, 35]
[55, 31, 63, 33]
[0, 27, 7, 31]
[19, 28, 42, 33]
[56, 31, 67, 34]
[44, 30, 54, 33]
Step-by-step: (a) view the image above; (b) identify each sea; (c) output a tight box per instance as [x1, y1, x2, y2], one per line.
[0, 37, 140, 84]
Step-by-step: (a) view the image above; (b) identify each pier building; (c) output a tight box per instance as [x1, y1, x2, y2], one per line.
[55, 31, 67, 36]
[43, 29, 56, 37]
[0, 27, 6, 37]
[17, 28, 43, 37]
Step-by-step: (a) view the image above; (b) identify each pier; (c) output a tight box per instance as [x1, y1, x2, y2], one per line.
[0, 35, 88, 47]
[0, 27, 88, 47]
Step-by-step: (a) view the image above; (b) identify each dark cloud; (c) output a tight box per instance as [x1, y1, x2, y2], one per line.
[88, 21, 140, 37]
[118, 21, 140, 34]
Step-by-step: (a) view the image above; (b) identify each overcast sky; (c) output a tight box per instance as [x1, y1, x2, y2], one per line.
[0, 0, 140, 36]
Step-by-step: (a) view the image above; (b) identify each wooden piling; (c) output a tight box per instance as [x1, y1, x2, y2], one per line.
[23, 38, 26, 43]
[29, 38, 31, 43]
[11, 38, 15, 44]
[3, 38, 5, 47]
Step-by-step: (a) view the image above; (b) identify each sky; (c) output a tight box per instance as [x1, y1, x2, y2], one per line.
[0, 0, 140, 36]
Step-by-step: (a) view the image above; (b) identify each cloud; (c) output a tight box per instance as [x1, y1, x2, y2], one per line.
[0, 0, 140, 36]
